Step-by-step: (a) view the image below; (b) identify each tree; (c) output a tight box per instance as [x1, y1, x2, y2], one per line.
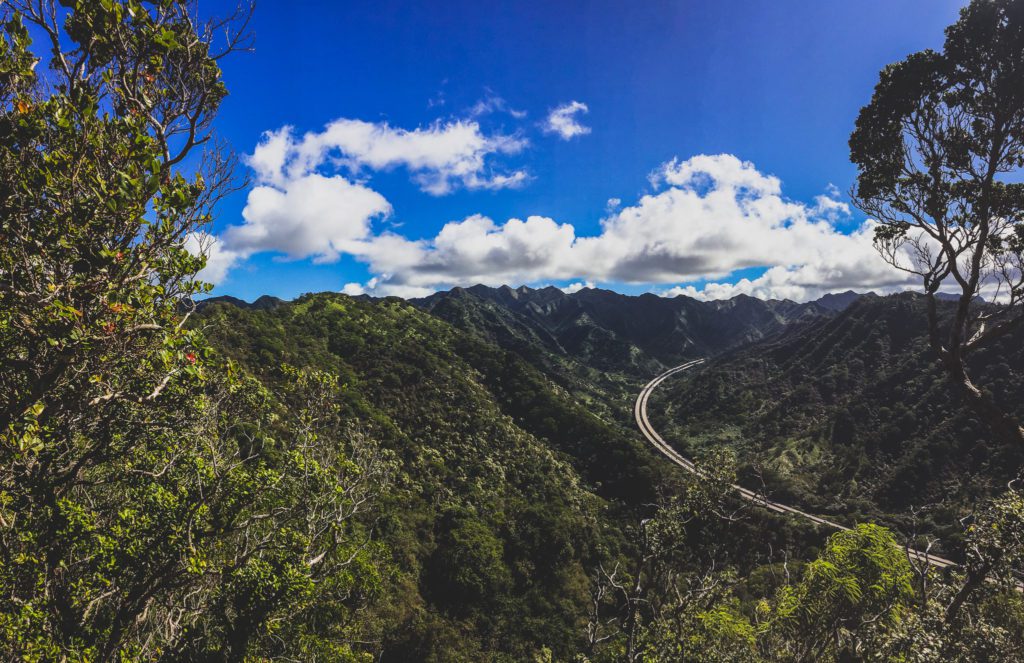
[584, 452, 757, 663]
[0, 2, 391, 658]
[764, 524, 914, 662]
[943, 486, 1024, 623]
[850, 0, 1024, 448]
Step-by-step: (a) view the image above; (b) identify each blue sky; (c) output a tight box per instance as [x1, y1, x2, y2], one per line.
[199, 0, 965, 301]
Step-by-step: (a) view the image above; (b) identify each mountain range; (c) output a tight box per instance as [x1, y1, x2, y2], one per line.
[415, 285, 838, 368]
[193, 284, 1023, 659]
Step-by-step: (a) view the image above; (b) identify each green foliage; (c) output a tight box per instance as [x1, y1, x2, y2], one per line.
[0, 2, 391, 659]
[637, 599, 758, 663]
[765, 524, 913, 659]
[427, 509, 513, 613]
[850, 0, 1024, 449]
[653, 294, 1024, 541]
[401, 286, 1024, 661]
[2, 1, 1022, 660]
[198, 293, 613, 661]
[963, 488, 1024, 590]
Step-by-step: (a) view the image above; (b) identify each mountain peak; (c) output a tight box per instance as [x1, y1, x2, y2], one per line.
[813, 290, 875, 312]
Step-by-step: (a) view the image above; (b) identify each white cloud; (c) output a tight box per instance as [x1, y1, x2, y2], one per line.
[346, 154, 914, 300]
[342, 277, 378, 296]
[252, 119, 528, 196]
[543, 101, 591, 140]
[347, 214, 580, 294]
[196, 115, 533, 285]
[561, 281, 595, 294]
[468, 94, 527, 119]
[185, 232, 243, 285]
[227, 173, 391, 262]
[812, 194, 851, 222]
[427, 92, 446, 109]
[246, 127, 294, 188]
[207, 145, 917, 302]
[656, 153, 781, 194]
[660, 224, 916, 302]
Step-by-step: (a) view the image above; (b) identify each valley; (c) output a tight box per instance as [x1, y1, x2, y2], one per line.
[6, 1, 1023, 659]
[636, 359, 958, 570]
[192, 284, 1024, 659]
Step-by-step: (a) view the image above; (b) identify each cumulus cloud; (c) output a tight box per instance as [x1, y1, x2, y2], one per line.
[343, 154, 913, 300]
[345, 214, 580, 294]
[194, 116, 534, 284]
[228, 174, 391, 262]
[186, 171, 391, 281]
[812, 194, 851, 222]
[660, 223, 915, 302]
[543, 101, 591, 140]
[341, 278, 378, 296]
[205, 143, 916, 302]
[250, 119, 528, 196]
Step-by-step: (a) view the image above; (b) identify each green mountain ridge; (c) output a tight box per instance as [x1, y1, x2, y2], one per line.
[194, 289, 846, 660]
[193, 287, 1024, 659]
[649, 292, 1024, 548]
[196, 292, 667, 660]
[413, 284, 836, 376]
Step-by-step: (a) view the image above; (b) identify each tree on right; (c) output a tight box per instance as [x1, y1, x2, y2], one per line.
[850, 0, 1024, 447]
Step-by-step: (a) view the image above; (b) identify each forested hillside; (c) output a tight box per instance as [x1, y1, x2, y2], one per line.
[409, 285, 1024, 551]
[414, 285, 831, 374]
[651, 294, 1024, 545]
[197, 293, 910, 662]
[197, 293, 665, 660]
[412, 285, 832, 424]
[4, 0, 1024, 660]
[196, 291, 1024, 661]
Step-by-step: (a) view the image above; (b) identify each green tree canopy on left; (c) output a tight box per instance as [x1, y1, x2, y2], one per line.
[0, 0, 241, 440]
[0, 2, 391, 659]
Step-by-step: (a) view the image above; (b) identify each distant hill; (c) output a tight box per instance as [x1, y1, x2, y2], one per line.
[649, 292, 1024, 546]
[413, 284, 832, 378]
[197, 294, 284, 310]
[813, 290, 874, 311]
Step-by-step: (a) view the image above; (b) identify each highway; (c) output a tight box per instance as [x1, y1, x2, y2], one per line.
[634, 359, 959, 571]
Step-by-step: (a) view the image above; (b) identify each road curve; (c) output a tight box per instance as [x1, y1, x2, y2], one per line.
[635, 360, 958, 571]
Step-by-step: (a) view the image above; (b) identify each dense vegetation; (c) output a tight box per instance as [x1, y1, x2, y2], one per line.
[415, 285, 829, 380]
[2, 0, 1023, 660]
[651, 294, 1024, 547]
[197, 293, 640, 660]
[850, 0, 1024, 450]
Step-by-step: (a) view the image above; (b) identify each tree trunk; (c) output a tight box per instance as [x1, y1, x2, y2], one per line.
[945, 561, 992, 624]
